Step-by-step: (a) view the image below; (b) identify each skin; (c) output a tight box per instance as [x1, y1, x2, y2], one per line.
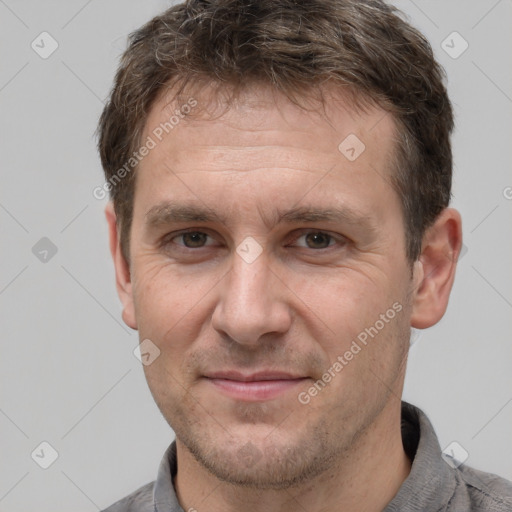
[106, 84, 462, 512]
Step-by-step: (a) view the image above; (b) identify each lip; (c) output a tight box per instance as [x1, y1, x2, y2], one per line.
[205, 370, 305, 381]
[203, 371, 309, 401]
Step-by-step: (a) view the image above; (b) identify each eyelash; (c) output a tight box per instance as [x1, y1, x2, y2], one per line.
[161, 229, 347, 252]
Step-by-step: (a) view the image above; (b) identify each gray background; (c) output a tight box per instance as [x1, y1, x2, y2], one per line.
[0, 0, 511, 509]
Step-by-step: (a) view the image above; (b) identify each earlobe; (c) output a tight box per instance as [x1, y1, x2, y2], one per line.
[410, 208, 463, 329]
[105, 202, 138, 330]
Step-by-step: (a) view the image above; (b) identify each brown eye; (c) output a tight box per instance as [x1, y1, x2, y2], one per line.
[180, 232, 209, 248]
[303, 232, 334, 249]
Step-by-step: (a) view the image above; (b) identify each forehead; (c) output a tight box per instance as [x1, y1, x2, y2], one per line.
[144, 83, 396, 160]
[134, 83, 400, 225]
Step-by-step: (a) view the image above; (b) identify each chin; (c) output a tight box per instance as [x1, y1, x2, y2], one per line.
[181, 430, 339, 490]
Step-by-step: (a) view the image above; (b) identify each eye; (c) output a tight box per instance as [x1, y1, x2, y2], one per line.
[165, 230, 216, 249]
[161, 229, 347, 254]
[292, 231, 342, 250]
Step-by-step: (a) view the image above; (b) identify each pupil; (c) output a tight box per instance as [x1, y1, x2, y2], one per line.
[306, 232, 330, 248]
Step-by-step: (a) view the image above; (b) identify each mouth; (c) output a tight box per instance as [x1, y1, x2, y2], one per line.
[203, 371, 310, 402]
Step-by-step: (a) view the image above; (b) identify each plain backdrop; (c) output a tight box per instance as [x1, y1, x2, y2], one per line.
[1, 0, 511, 510]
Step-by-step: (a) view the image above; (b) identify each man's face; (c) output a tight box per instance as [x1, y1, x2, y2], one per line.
[122, 86, 417, 487]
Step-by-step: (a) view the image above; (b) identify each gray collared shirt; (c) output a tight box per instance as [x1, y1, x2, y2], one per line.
[102, 402, 512, 511]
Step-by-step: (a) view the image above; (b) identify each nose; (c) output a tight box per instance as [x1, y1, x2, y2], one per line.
[211, 247, 292, 347]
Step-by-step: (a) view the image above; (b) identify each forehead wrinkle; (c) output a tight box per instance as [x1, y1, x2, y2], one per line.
[171, 167, 322, 175]
[166, 145, 336, 174]
[156, 147, 332, 176]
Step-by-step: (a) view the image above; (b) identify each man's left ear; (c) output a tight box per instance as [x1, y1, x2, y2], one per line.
[410, 208, 463, 329]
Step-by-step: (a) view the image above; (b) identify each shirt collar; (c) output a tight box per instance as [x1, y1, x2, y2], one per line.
[154, 441, 181, 511]
[384, 401, 456, 511]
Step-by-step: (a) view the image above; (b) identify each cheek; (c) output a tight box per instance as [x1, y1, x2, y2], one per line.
[293, 269, 391, 335]
[132, 261, 220, 351]
[296, 267, 410, 383]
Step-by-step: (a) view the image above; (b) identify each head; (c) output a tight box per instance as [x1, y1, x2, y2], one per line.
[99, 0, 462, 489]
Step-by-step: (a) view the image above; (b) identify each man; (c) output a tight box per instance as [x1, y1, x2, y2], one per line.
[97, 0, 512, 510]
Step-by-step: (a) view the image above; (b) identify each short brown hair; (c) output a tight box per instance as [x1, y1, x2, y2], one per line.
[98, 0, 453, 263]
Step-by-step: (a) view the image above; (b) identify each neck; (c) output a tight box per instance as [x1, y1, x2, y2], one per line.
[174, 400, 411, 512]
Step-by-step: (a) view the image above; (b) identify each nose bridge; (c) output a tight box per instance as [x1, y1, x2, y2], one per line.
[231, 251, 270, 306]
[212, 247, 290, 345]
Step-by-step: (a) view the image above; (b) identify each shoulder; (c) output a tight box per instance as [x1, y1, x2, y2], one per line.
[455, 464, 512, 511]
[101, 481, 155, 512]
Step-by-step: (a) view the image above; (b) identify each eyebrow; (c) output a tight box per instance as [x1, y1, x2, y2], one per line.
[145, 202, 377, 233]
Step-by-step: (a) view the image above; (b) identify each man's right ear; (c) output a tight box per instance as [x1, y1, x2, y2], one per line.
[105, 202, 138, 330]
